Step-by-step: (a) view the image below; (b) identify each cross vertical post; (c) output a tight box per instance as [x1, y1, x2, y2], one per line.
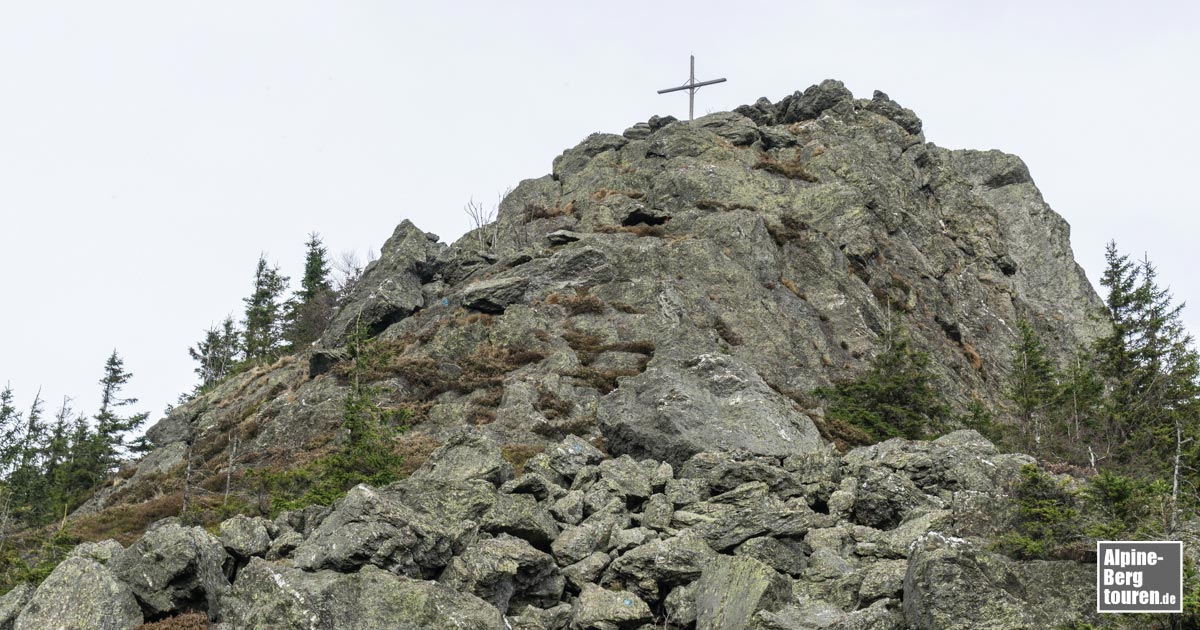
[657, 55, 726, 121]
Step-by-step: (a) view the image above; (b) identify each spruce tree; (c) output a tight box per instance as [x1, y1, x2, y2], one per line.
[1094, 244, 1200, 482]
[0, 385, 20, 478]
[1008, 319, 1059, 454]
[57, 413, 101, 508]
[189, 315, 241, 390]
[286, 233, 335, 348]
[242, 255, 290, 361]
[93, 351, 150, 475]
[7, 393, 50, 523]
[816, 322, 949, 443]
[42, 397, 73, 516]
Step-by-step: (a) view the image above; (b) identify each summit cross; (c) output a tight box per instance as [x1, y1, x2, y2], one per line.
[657, 55, 726, 121]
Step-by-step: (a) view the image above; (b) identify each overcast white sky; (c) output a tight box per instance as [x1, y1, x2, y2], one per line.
[1, 1, 1197, 425]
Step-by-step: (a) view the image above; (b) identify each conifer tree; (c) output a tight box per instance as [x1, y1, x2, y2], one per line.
[1094, 244, 1200, 486]
[93, 351, 150, 475]
[56, 413, 100, 508]
[242, 255, 290, 361]
[189, 316, 241, 390]
[1008, 320, 1060, 454]
[816, 321, 949, 442]
[1057, 350, 1105, 465]
[0, 385, 20, 478]
[42, 397, 73, 514]
[7, 393, 51, 523]
[286, 233, 335, 348]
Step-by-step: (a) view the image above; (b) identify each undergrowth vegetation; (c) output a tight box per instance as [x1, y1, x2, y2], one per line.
[249, 322, 409, 516]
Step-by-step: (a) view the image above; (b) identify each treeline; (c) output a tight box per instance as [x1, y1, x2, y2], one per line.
[0, 352, 147, 538]
[0, 234, 368, 541]
[186, 233, 371, 396]
[819, 241, 1200, 533]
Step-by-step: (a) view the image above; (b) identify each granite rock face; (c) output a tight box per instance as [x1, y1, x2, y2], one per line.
[39, 82, 1119, 628]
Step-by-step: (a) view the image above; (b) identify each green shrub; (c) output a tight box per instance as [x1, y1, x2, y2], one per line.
[814, 324, 948, 444]
[993, 465, 1081, 560]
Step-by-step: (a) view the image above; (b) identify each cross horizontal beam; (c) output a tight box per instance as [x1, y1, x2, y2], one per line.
[657, 77, 727, 94]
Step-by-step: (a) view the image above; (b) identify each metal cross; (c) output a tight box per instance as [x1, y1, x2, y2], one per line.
[657, 55, 726, 121]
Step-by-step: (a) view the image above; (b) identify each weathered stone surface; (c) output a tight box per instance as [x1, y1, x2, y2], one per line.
[572, 583, 651, 630]
[848, 467, 930, 530]
[293, 482, 486, 577]
[219, 558, 504, 629]
[109, 521, 230, 618]
[413, 429, 514, 486]
[552, 514, 619, 566]
[597, 456, 654, 501]
[902, 534, 1095, 629]
[502, 473, 567, 501]
[440, 534, 562, 614]
[562, 551, 611, 592]
[681, 452, 803, 497]
[602, 530, 716, 600]
[14, 557, 142, 630]
[533, 435, 607, 482]
[665, 478, 710, 507]
[600, 354, 824, 466]
[509, 602, 574, 630]
[694, 112, 760, 146]
[482, 492, 561, 548]
[735, 536, 809, 576]
[863, 90, 922, 135]
[684, 482, 815, 551]
[67, 539, 124, 564]
[694, 555, 791, 630]
[462, 275, 530, 313]
[321, 219, 442, 346]
[641, 493, 674, 531]
[219, 514, 272, 559]
[0, 583, 33, 630]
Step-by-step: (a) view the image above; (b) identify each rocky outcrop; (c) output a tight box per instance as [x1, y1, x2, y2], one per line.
[7, 431, 1102, 628]
[38, 81, 1119, 627]
[320, 219, 445, 347]
[96, 79, 1112, 528]
[600, 353, 824, 466]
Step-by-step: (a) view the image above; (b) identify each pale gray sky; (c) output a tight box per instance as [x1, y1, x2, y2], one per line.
[1, 1, 1197, 422]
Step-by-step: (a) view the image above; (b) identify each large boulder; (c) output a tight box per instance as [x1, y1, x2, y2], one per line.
[412, 430, 514, 486]
[439, 534, 562, 614]
[292, 482, 488, 577]
[902, 534, 1095, 629]
[602, 530, 716, 601]
[320, 219, 443, 347]
[109, 521, 230, 619]
[219, 514, 273, 560]
[681, 481, 816, 551]
[600, 354, 824, 466]
[218, 558, 504, 629]
[571, 583, 651, 630]
[694, 555, 792, 630]
[14, 557, 142, 630]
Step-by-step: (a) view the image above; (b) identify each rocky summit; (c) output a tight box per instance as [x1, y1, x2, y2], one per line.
[3, 80, 1115, 628]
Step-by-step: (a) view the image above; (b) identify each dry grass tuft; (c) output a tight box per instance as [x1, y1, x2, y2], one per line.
[753, 152, 819, 183]
[137, 612, 210, 630]
[500, 444, 546, 476]
[547, 288, 607, 316]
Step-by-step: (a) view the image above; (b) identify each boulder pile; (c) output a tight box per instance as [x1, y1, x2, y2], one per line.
[0, 430, 1097, 629]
